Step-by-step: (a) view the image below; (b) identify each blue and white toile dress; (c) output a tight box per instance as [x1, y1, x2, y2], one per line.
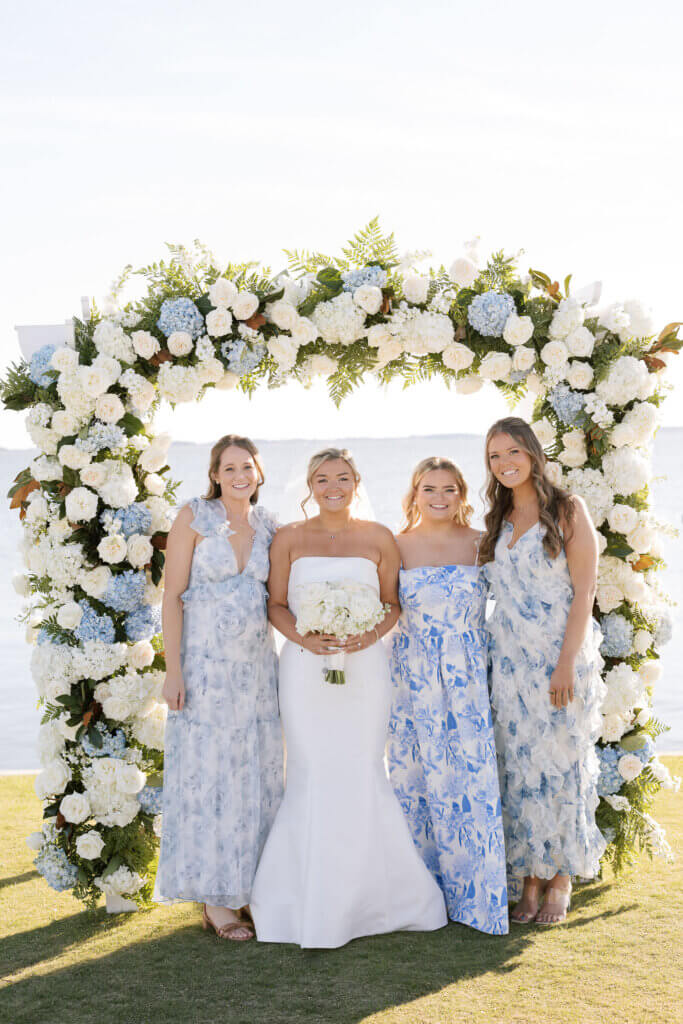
[485, 520, 606, 899]
[155, 498, 283, 908]
[388, 560, 509, 935]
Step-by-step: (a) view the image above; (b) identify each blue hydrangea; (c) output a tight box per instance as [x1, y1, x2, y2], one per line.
[29, 344, 58, 387]
[509, 370, 528, 384]
[467, 291, 515, 336]
[223, 339, 266, 377]
[34, 843, 78, 892]
[125, 605, 161, 641]
[37, 631, 68, 647]
[137, 786, 163, 815]
[81, 723, 127, 758]
[632, 735, 656, 764]
[157, 297, 204, 339]
[74, 601, 115, 644]
[341, 266, 388, 292]
[597, 745, 622, 797]
[103, 503, 153, 539]
[600, 613, 634, 658]
[654, 611, 673, 648]
[102, 570, 146, 613]
[549, 384, 586, 426]
[76, 422, 127, 454]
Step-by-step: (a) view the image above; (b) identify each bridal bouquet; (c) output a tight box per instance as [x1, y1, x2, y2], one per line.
[294, 580, 390, 684]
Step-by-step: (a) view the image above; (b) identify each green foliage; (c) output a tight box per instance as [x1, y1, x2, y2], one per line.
[0, 361, 37, 411]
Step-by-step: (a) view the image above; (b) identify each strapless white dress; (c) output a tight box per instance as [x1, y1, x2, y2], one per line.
[250, 556, 447, 948]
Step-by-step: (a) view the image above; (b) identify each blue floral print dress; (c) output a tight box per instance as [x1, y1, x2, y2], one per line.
[155, 498, 283, 908]
[388, 557, 509, 935]
[485, 521, 606, 899]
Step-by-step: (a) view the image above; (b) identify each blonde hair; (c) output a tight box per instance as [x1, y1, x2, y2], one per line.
[301, 447, 361, 517]
[400, 456, 473, 533]
[204, 434, 265, 505]
[479, 416, 574, 563]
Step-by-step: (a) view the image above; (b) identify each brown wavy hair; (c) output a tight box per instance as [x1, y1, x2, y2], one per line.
[301, 447, 361, 517]
[479, 417, 574, 564]
[204, 434, 264, 504]
[400, 457, 473, 533]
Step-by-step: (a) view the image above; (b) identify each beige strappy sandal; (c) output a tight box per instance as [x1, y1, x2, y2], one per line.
[202, 904, 255, 941]
[535, 884, 571, 925]
[510, 880, 544, 924]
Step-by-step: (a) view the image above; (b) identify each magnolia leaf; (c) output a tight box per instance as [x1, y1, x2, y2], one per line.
[9, 478, 40, 513]
[657, 321, 681, 343]
[620, 733, 647, 752]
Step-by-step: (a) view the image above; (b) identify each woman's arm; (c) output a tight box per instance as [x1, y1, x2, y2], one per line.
[161, 505, 196, 710]
[550, 496, 599, 708]
[344, 526, 401, 651]
[266, 528, 338, 655]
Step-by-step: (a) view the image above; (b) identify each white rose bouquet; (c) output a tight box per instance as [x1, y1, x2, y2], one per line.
[294, 580, 390, 684]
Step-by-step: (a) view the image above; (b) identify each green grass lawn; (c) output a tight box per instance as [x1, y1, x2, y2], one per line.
[1, 759, 682, 1024]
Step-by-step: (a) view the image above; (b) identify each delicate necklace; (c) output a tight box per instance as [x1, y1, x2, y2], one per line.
[326, 522, 351, 541]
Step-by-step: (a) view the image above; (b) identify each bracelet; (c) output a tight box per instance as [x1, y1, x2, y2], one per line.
[373, 627, 380, 643]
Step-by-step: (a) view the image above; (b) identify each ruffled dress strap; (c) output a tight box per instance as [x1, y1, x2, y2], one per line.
[250, 505, 280, 543]
[186, 497, 228, 537]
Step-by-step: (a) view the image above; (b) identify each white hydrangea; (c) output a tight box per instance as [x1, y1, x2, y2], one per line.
[119, 370, 156, 414]
[448, 257, 478, 288]
[604, 794, 631, 812]
[95, 865, 144, 897]
[298, 354, 338, 384]
[602, 448, 650, 496]
[622, 299, 655, 340]
[599, 303, 631, 338]
[311, 292, 367, 346]
[401, 275, 429, 306]
[564, 467, 614, 526]
[549, 297, 584, 339]
[268, 335, 299, 372]
[92, 320, 136, 362]
[596, 356, 655, 407]
[388, 303, 454, 355]
[610, 402, 659, 449]
[600, 712, 632, 743]
[157, 363, 202, 404]
[96, 461, 138, 508]
[602, 662, 647, 715]
[72, 640, 128, 681]
[584, 394, 613, 429]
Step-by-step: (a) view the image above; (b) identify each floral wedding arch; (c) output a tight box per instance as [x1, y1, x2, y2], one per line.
[3, 220, 680, 907]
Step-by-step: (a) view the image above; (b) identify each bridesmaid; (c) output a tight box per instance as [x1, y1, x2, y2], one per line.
[156, 434, 283, 940]
[482, 417, 606, 925]
[388, 457, 509, 935]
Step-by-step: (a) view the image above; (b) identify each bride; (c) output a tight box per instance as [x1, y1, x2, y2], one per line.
[250, 448, 447, 948]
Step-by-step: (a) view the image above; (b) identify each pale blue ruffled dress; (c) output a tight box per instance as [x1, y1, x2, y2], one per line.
[485, 521, 606, 898]
[155, 498, 283, 908]
[388, 560, 509, 935]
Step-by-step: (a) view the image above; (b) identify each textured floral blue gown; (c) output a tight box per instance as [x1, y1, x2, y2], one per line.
[485, 521, 606, 899]
[388, 558, 509, 935]
[155, 498, 283, 908]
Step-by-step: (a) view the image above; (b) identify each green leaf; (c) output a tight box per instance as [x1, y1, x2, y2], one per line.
[88, 724, 103, 749]
[102, 854, 124, 878]
[620, 733, 647, 752]
[120, 412, 145, 436]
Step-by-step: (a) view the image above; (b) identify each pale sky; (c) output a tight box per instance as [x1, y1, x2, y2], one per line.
[2, 0, 682, 447]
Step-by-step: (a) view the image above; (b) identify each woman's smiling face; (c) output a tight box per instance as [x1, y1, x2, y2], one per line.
[414, 468, 461, 523]
[311, 458, 356, 512]
[213, 445, 259, 501]
[487, 432, 533, 489]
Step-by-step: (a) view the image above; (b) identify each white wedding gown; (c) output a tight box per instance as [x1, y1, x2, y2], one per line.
[250, 556, 447, 948]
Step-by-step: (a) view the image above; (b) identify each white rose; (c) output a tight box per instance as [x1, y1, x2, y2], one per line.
[525, 372, 546, 396]
[78, 366, 110, 397]
[51, 346, 79, 372]
[442, 343, 474, 372]
[449, 257, 478, 288]
[453, 375, 482, 395]
[166, 331, 194, 357]
[127, 534, 154, 568]
[144, 495, 172, 534]
[290, 316, 318, 347]
[596, 584, 623, 613]
[58, 445, 92, 470]
[350, 284, 382, 315]
[75, 829, 105, 859]
[299, 354, 337, 383]
[617, 753, 644, 782]
[26, 831, 45, 851]
[209, 277, 238, 308]
[503, 313, 534, 346]
[267, 299, 300, 332]
[622, 299, 655, 340]
[558, 430, 587, 468]
[623, 573, 648, 604]
[206, 306, 234, 338]
[65, 487, 99, 522]
[366, 323, 392, 348]
[565, 326, 595, 358]
[131, 331, 160, 360]
[35, 758, 72, 799]
[80, 463, 108, 489]
[26, 493, 49, 521]
[540, 340, 569, 368]
[544, 461, 564, 487]
[512, 346, 536, 372]
[532, 417, 556, 448]
[138, 446, 167, 474]
[639, 661, 662, 687]
[375, 339, 403, 368]
[97, 461, 139, 508]
[232, 292, 259, 321]
[51, 410, 79, 437]
[95, 394, 125, 424]
[566, 361, 594, 391]
[60, 791, 91, 824]
[98, 534, 128, 564]
[80, 565, 111, 598]
[401, 275, 429, 306]
[268, 335, 299, 371]
[479, 352, 512, 381]
[102, 695, 135, 720]
[56, 601, 83, 630]
[128, 641, 155, 669]
[12, 572, 31, 597]
[626, 523, 655, 554]
[144, 473, 166, 496]
[549, 298, 584, 339]
[607, 504, 639, 535]
[633, 629, 652, 654]
[116, 762, 146, 794]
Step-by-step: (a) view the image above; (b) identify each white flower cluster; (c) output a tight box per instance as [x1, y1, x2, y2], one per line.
[387, 303, 455, 357]
[294, 580, 388, 640]
[311, 292, 367, 346]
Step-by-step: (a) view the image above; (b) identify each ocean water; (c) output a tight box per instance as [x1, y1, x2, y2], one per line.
[1, 430, 680, 770]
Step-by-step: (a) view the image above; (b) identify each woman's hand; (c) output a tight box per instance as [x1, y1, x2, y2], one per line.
[338, 629, 378, 653]
[162, 672, 186, 711]
[549, 660, 575, 708]
[299, 633, 346, 656]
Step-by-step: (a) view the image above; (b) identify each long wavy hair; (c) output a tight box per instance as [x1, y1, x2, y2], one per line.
[204, 434, 264, 504]
[479, 417, 574, 564]
[400, 456, 473, 533]
[301, 447, 361, 518]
